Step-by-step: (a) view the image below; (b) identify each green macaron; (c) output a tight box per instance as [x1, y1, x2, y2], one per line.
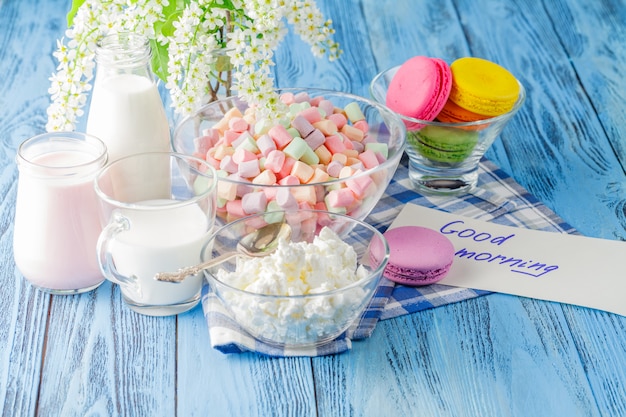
[408, 125, 479, 163]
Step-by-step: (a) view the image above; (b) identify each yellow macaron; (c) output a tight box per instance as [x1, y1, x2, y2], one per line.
[448, 57, 520, 117]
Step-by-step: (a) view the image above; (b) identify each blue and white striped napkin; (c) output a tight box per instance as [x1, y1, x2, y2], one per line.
[202, 157, 577, 356]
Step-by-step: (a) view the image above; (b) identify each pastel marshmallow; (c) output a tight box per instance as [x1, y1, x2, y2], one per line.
[353, 119, 369, 133]
[269, 124, 294, 149]
[226, 199, 246, 218]
[223, 129, 241, 146]
[300, 146, 320, 165]
[256, 134, 276, 156]
[327, 160, 344, 178]
[327, 113, 347, 130]
[365, 142, 389, 159]
[265, 149, 286, 173]
[214, 107, 243, 133]
[339, 165, 356, 178]
[326, 188, 355, 208]
[314, 144, 332, 165]
[331, 152, 348, 165]
[279, 175, 300, 186]
[232, 148, 257, 164]
[238, 158, 260, 178]
[299, 106, 323, 123]
[275, 187, 298, 209]
[308, 167, 330, 183]
[277, 157, 297, 180]
[344, 102, 366, 123]
[228, 117, 249, 132]
[324, 134, 347, 154]
[233, 131, 258, 153]
[279, 92, 296, 105]
[291, 160, 315, 183]
[283, 136, 309, 160]
[252, 169, 277, 185]
[218, 181, 238, 201]
[317, 100, 335, 117]
[291, 115, 315, 138]
[294, 92, 310, 103]
[219, 155, 238, 173]
[343, 136, 355, 150]
[214, 144, 234, 160]
[341, 124, 365, 142]
[309, 96, 324, 106]
[346, 172, 374, 198]
[358, 149, 380, 169]
[292, 185, 317, 205]
[312, 119, 338, 136]
[351, 140, 365, 153]
[342, 149, 359, 159]
[242, 192, 267, 214]
[304, 129, 326, 150]
[194, 131, 219, 155]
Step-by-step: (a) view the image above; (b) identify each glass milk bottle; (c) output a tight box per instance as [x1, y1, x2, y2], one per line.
[13, 132, 108, 294]
[86, 32, 171, 163]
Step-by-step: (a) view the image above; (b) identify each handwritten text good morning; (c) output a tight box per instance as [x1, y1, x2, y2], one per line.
[439, 220, 559, 278]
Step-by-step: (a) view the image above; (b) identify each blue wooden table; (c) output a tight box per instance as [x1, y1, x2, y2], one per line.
[1, 0, 625, 415]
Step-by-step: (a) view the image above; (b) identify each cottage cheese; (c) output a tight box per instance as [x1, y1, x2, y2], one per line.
[216, 226, 372, 345]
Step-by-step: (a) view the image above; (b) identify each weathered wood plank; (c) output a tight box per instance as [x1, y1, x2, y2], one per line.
[453, 0, 626, 240]
[39, 283, 177, 416]
[544, 0, 626, 238]
[176, 305, 319, 416]
[0, 0, 66, 416]
[562, 305, 626, 417]
[315, 295, 602, 416]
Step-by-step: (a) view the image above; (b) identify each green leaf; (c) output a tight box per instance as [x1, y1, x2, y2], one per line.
[158, 9, 184, 38]
[67, 0, 87, 26]
[150, 39, 170, 82]
[163, 0, 190, 16]
[214, 54, 233, 73]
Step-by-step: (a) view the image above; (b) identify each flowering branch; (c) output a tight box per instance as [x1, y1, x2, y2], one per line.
[46, 0, 341, 132]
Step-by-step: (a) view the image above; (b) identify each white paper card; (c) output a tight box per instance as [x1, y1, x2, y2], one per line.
[390, 204, 626, 316]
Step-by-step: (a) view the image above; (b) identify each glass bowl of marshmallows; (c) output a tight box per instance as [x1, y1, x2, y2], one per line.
[201, 209, 390, 348]
[173, 88, 406, 226]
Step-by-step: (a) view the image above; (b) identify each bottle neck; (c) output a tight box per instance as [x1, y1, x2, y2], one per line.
[94, 33, 154, 81]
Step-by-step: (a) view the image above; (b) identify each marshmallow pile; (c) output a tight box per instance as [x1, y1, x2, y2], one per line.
[190, 92, 391, 222]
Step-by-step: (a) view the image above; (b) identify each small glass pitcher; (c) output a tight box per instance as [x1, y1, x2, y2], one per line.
[13, 132, 108, 294]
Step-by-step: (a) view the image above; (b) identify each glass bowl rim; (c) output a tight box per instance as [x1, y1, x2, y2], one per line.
[172, 87, 407, 187]
[203, 208, 390, 299]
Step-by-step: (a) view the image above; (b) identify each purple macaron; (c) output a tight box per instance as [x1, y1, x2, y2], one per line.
[383, 226, 455, 286]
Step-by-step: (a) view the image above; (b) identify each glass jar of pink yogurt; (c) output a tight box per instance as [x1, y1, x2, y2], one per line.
[13, 132, 107, 294]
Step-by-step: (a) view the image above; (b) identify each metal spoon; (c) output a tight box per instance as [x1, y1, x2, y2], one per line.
[154, 222, 292, 283]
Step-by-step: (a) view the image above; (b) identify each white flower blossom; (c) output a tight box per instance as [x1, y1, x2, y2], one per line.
[46, 0, 341, 131]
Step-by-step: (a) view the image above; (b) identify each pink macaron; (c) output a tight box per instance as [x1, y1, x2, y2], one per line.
[383, 226, 455, 286]
[385, 56, 452, 129]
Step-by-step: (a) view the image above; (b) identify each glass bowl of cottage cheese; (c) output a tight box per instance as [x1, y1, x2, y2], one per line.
[202, 209, 390, 348]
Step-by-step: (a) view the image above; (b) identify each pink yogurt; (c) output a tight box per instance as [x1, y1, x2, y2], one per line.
[13, 133, 107, 293]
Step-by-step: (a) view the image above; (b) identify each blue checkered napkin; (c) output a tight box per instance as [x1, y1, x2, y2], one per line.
[202, 157, 577, 356]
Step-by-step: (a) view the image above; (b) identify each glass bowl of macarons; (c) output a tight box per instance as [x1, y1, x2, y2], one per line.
[370, 56, 526, 194]
[173, 88, 406, 226]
